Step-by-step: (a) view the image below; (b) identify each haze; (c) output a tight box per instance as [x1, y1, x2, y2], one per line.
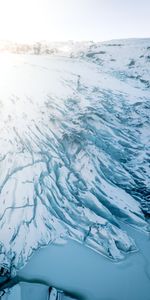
[0, 0, 149, 43]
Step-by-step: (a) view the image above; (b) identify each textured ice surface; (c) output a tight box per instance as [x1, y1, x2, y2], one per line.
[0, 284, 76, 300]
[0, 39, 150, 274]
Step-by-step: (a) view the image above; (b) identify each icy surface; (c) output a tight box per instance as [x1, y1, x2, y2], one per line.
[17, 227, 150, 300]
[0, 39, 150, 273]
[1, 284, 77, 300]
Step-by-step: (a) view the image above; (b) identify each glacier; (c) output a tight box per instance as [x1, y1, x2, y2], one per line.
[0, 38, 150, 282]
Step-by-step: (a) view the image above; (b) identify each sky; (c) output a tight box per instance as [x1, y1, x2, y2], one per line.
[0, 0, 149, 43]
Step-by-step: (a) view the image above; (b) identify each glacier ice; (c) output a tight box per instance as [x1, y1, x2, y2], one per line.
[0, 283, 77, 300]
[0, 39, 150, 276]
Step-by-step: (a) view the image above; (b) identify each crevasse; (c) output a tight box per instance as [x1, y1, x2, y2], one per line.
[0, 39, 150, 274]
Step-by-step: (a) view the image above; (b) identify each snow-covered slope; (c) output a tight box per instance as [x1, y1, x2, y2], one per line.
[0, 39, 150, 276]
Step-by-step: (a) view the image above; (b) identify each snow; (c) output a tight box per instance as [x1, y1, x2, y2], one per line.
[0, 38, 150, 298]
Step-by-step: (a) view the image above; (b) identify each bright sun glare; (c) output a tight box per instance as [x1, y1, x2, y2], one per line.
[0, 0, 149, 43]
[0, 0, 55, 43]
